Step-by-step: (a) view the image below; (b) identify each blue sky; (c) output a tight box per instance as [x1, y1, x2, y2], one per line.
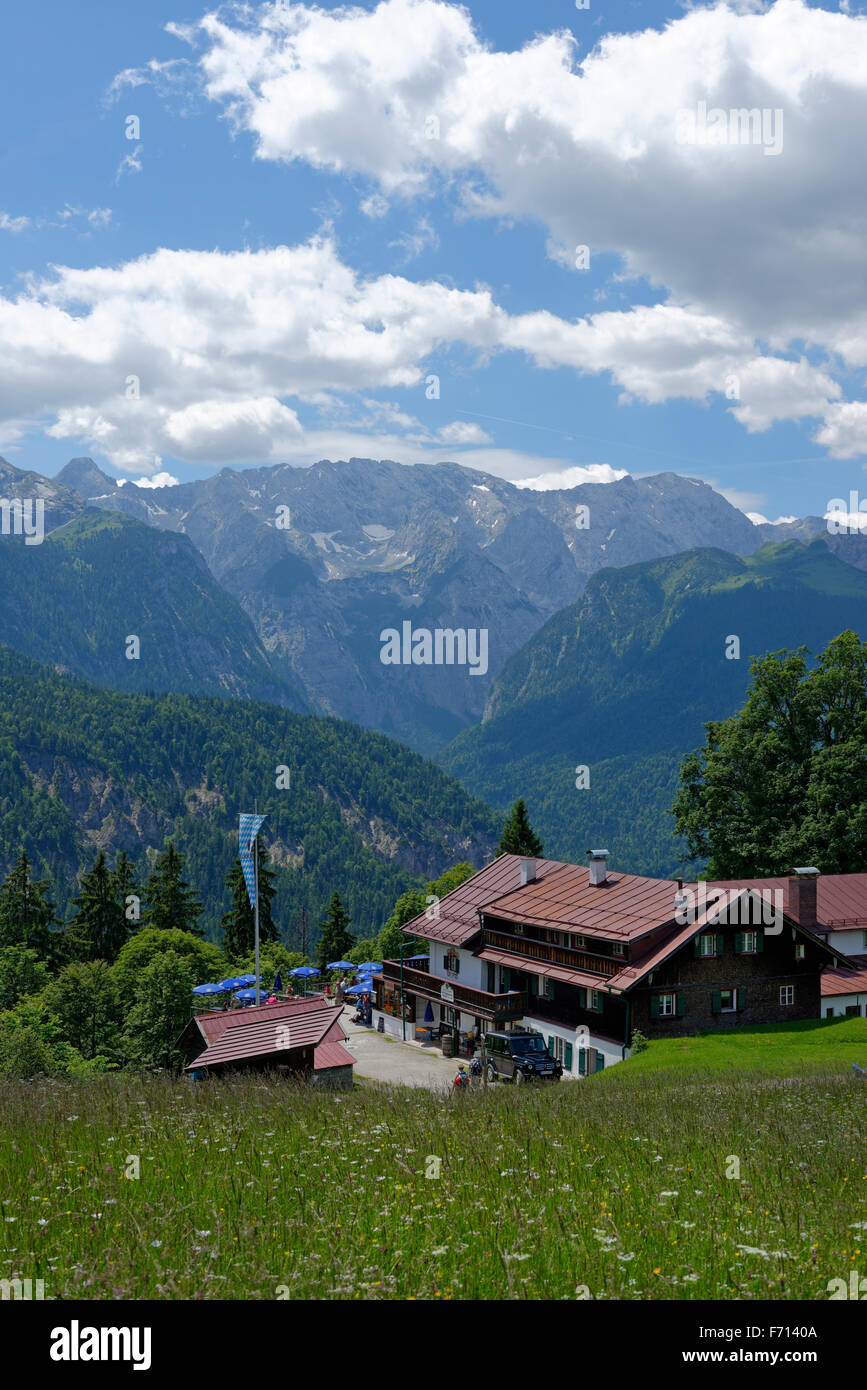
[1, 0, 865, 522]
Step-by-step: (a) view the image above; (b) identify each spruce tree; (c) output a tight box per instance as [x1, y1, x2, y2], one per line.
[112, 852, 141, 938]
[495, 799, 544, 857]
[67, 851, 130, 963]
[0, 850, 59, 963]
[317, 891, 355, 973]
[142, 842, 203, 936]
[221, 852, 277, 963]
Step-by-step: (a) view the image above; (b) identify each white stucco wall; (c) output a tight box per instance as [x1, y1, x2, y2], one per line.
[822, 993, 867, 1018]
[522, 1014, 624, 1075]
[830, 928, 867, 958]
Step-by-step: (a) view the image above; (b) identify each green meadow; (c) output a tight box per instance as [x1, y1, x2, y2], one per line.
[1, 1017, 865, 1301]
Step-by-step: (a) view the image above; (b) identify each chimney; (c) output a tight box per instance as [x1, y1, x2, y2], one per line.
[520, 857, 537, 887]
[786, 867, 819, 928]
[587, 849, 610, 886]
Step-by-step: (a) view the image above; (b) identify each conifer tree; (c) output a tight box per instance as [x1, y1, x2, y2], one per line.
[0, 850, 59, 964]
[495, 799, 544, 858]
[142, 842, 203, 936]
[67, 851, 130, 963]
[112, 852, 141, 937]
[221, 851, 277, 963]
[317, 891, 355, 973]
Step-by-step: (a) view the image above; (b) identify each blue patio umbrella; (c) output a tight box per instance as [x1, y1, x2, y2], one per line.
[273, 971, 283, 992]
[327, 960, 355, 971]
[217, 977, 249, 991]
[406, 954, 429, 962]
[423, 1000, 435, 1024]
[290, 966, 320, 978]
[192, 983, 224, 996]
[235, 974, 258, 986]
[232, 988, 262, 1002]
[344, 984, 368, 996]
[357, 962, 382, 972]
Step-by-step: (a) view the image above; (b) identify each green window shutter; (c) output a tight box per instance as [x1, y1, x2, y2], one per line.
[693, 935, 703, 958]
[595, 1052, 605, 1072]
[546, 976, 556, 1000]
[716, 933, 724, 957]
[734, 933, 743, 955]
[737, 988, 746, 1011]
[649, 994, 660, 1020]
[547, 1035, 554, 1055]
[675, 994, 685, 1018]
[502, 968, 510, 989]
[711, 990, 722, 1014]
[578, 986, 587, 1008]
[755, 933, 764, 953]
[578, 1047, 586, 1075]
[564, 1042, 573, 1070]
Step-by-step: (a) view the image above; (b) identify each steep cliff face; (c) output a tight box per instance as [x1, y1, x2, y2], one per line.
[0, 647, 499, 937]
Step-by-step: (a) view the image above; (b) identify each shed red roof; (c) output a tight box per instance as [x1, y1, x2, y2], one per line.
[186, 1001, 345, 1071]
[313, 1039, 355, 1071]
[705, 875, 867, 930]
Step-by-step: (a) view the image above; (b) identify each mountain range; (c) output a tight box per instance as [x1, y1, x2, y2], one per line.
[0, 451, 851, 756]
[439, 539, 867, 876]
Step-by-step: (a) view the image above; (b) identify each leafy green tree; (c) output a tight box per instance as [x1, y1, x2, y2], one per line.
[0, 997, 95, 1077]
[66, 851, 131, 964]
[236, 942, 306, 987]
[495, 800, 544, 857]
[122, 950, 195, 1070]
[221, 851, 277, 963]
[111, 929, 225, 1006]
[142, 842, 203, 936]
[377, 862, 477, 960]
[317, 892, 355, 974]
[0, 851, 60, 963]
[44, 961, 121, 1062]
[673, 630, 867, 876]
[0, 945, 50, 1010]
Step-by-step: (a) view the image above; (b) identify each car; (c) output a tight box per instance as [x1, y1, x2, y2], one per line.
[483, 1029, 563, 1084]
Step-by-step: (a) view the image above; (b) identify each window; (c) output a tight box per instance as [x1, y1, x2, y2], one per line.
[575, 935, 586, 949]
[658, 993, 676, 1017]
[780, 985, 795, 1006]
[716, 989, 737, 1013]
[486, 962, 495, 993]
[443, 952, 460, 975]
[845, 1005, 861, 1017]
[612, 942, 626, 957]
[740, 931, 758, 954]
[587, 989, 602, 1012]
[794, 943, 805, 961]
[696, 933, 720, 958]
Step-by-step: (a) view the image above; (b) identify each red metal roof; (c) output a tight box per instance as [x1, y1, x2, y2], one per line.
[401, 854, 571, 946]
[477, 946, 609, 992]
[482, 860, 680, 941]
[705, 874, 867, 930]
[821, 954, 867, 997]
[186, 1002, 345, 1071]
[313, 1039, 355, 1071]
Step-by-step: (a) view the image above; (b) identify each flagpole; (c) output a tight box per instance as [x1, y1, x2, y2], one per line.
[254, 798, 260, 1005]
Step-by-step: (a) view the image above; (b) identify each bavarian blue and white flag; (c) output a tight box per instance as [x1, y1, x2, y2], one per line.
[239, 813, 267, 910]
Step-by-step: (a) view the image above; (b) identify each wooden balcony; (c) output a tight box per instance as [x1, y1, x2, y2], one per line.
[380, 960, 526, 1020]
[481, 927, 620, 977]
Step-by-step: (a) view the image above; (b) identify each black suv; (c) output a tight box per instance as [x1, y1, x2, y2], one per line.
[484, 1030, 563, 1083]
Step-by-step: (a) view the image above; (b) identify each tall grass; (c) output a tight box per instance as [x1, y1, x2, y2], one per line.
[1, 1061, 864, 1300]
